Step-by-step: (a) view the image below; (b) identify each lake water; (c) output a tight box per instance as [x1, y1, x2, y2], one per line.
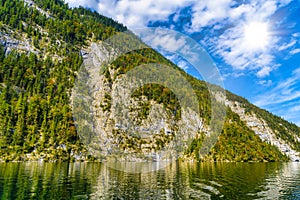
[0, 162, 299, 199]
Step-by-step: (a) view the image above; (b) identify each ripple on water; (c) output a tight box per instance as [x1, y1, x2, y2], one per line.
[0, 162, 299, 199]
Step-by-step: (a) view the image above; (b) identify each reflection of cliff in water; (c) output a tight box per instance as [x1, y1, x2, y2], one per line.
[91, 162, 180, 199]
[0, 162, 299, 199]
[90, 162, 300, 199]
[255, 162, 300, 198]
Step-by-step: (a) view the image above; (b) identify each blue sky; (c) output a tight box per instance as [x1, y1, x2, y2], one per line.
[66, 0, 300, 125]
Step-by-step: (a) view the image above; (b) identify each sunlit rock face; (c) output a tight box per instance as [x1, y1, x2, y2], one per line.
[72, 42, 205, 166]
[225, 100, 300, 162]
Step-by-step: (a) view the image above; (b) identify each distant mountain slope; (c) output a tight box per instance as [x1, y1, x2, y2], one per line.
[225, 92, 300, 161]
[0, 0, 298, 162]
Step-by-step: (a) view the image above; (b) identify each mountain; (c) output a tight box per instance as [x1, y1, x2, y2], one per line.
[0, 0, 299, 162]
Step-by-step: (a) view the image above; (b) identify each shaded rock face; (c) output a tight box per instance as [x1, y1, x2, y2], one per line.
[72, 42, 206, 162]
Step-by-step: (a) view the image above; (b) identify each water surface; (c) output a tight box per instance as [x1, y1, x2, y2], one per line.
[0, 162, 299, 199]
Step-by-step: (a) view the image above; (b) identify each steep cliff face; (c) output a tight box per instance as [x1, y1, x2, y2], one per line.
[72, 42, 207, 161]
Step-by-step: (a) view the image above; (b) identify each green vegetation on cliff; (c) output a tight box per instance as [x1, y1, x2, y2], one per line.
[186, 109, 289, 162]
[0, 0, 125, 161]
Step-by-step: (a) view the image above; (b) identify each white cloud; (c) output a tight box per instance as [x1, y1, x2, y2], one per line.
[209, 23, 278, 77]
[177, 60, 189, 70]
[229, 4, 252, 20]
[150, 33, 187, 52]
[290, 48, 300, 55]
[92, 0, 191, 28]
[257, 66, 272, 77]
[189, 0, 232, 31]
[165, 54, 189, 70]
[258, 79, 272, 87]
[278, 40, 297, 51]
[254, 67, 300, 107]
[66, 0, 98, 8]
[202, 0, 294, 78]
[292, 32, 300, 38]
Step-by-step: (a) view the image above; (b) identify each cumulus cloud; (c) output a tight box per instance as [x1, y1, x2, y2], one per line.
[257, 66, 272, 78]
[147, 32, 187, 52]
[89, 0, 191, 28]
[188, 0, 232, 31]
[200, 0, 294, 78]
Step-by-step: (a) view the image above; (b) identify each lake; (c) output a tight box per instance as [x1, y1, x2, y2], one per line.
[0, 162, 299, 199]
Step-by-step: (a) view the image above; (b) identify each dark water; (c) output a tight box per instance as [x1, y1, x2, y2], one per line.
[0, 162, 299, 199]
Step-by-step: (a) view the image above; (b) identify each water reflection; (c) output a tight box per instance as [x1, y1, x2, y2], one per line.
[256, 162, 300, 199]
[0, 162, 299, 199]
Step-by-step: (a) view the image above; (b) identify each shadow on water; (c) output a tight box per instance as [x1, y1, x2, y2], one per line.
[0, 161, 299, 199]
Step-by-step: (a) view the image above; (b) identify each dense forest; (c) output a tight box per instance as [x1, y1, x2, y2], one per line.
[0, 0, 298, 162]
[0, 0, 126, 161]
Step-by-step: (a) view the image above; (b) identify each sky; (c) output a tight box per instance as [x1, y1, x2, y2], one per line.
[66, 0, 300, 126]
